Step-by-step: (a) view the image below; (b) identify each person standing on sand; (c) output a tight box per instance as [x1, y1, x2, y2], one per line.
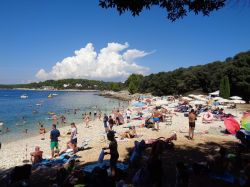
[85, 114, 90, 128]
[126, 109, 132, 123]
[103, 131, 119, 177]
[70, 123, 77, 152]
[103, 113, 109, 132]
[152, 108, 161, 131]
[108, 115, 115, 130]
[50, 124, 60, 158]
[188, 109, 196, 140]
[39, 124, 46, 140]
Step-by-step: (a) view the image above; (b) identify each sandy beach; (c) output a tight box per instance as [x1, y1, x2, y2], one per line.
[0, 99, 242, 170]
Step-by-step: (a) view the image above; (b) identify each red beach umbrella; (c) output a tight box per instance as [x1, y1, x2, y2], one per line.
[224, 117, 240, 134]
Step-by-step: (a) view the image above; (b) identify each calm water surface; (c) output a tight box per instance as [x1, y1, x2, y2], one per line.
[0, 89, 128, 142]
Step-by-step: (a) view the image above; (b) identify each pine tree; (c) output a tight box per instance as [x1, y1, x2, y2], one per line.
[220, 76, 230, 99]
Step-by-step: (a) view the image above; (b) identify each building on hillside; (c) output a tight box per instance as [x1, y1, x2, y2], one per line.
[75, 83, 82, 88]
[41, 86, 55, 90]
[63, 84, 70, 88]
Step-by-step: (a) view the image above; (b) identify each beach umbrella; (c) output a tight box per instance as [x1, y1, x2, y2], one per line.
[209, 90, 220, 96]
[241, 113, 250, 131]
[224, 117, 240, 134]
[230, 96, 242, 100]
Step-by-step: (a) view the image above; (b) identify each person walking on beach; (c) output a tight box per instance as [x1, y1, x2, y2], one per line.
[126, 109, 132, 123]
[152, 108, 161, 131]
[188, 109, 196, 140]
[50, 124, 60, 158]
[39, 124, 46, 140]
[108, 115, 115, 130]
[70, 123, 77, 152]
[85, 114, 90, 128]
[103, 113, 109, 132]
[103, 131, 119, 177]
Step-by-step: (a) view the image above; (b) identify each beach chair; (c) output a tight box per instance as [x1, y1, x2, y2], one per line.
[165, 115, 172, 126]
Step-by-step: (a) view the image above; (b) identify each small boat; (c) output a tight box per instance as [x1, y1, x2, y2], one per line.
[48, 94, 53, 98]
[20, 94, 28, 99]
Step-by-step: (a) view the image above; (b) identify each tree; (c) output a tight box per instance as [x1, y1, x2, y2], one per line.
[99, 0, 226, 21]
[128, 81, 137, 94]
[219, 76, 230, 99]
[126, 74, 143, 94]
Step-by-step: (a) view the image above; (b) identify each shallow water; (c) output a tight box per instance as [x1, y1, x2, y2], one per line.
[0, 89, 128, 142]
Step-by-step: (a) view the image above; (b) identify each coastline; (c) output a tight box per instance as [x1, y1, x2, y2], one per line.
[12, 88, 100, 92]
[0, 97, 241, 170]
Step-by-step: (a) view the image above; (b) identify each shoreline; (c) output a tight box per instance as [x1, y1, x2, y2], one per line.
[0, 97, 241, 170]
[10, 88, 100, 92]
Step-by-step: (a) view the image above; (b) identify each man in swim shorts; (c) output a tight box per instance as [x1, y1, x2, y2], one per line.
[152, 108, 162, 131]
[50, 124, 60, 158]
[188, 109, 196, 140]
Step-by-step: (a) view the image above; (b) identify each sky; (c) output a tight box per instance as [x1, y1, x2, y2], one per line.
[0, 0, 250, 84]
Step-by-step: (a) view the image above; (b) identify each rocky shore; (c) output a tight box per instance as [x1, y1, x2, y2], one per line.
[99, 90, 133, 101]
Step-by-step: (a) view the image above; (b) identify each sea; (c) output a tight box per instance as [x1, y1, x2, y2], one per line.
[0, 89, 128, 143]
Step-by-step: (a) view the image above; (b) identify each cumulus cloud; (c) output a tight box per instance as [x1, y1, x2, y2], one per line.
[36, 42, 151, 81]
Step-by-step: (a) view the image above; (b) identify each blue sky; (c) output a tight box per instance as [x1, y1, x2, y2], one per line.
[0, 0, 250, 84]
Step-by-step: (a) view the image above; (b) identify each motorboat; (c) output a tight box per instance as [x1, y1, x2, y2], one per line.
[48, 94, 53, 98]
[20, 94, 28, 99]
[52, 93, 58, 96]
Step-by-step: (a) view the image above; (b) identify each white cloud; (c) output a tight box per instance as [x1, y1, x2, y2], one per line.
[35, 42, 151, 82]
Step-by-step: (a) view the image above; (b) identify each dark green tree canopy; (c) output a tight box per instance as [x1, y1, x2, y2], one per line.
[99, 0, 226, 21]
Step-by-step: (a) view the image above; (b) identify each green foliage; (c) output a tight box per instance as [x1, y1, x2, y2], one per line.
[128, 81, 136, 94]
[0, 79, 124, 92]
[125, 74, 143, 94]
[109, 82, 123, 92]
[99, 0, 225, 21]
[137, 50, 250, 101]
[220, 76, 230, 99]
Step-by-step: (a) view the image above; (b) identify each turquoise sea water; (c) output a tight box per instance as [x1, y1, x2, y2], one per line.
[0, 89, 128, 143]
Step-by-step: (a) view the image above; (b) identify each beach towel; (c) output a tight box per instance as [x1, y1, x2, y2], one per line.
[82, 160, 128, 173]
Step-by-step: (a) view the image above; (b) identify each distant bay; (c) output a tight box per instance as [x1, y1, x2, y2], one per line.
[0, 89, 128, 143]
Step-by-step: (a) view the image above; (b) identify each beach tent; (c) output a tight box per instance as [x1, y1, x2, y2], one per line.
[209, 90, 220, 96]
[224, 117, 240, 134]
[241, 113, 250, 131]
[230, 96, 242, 100]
